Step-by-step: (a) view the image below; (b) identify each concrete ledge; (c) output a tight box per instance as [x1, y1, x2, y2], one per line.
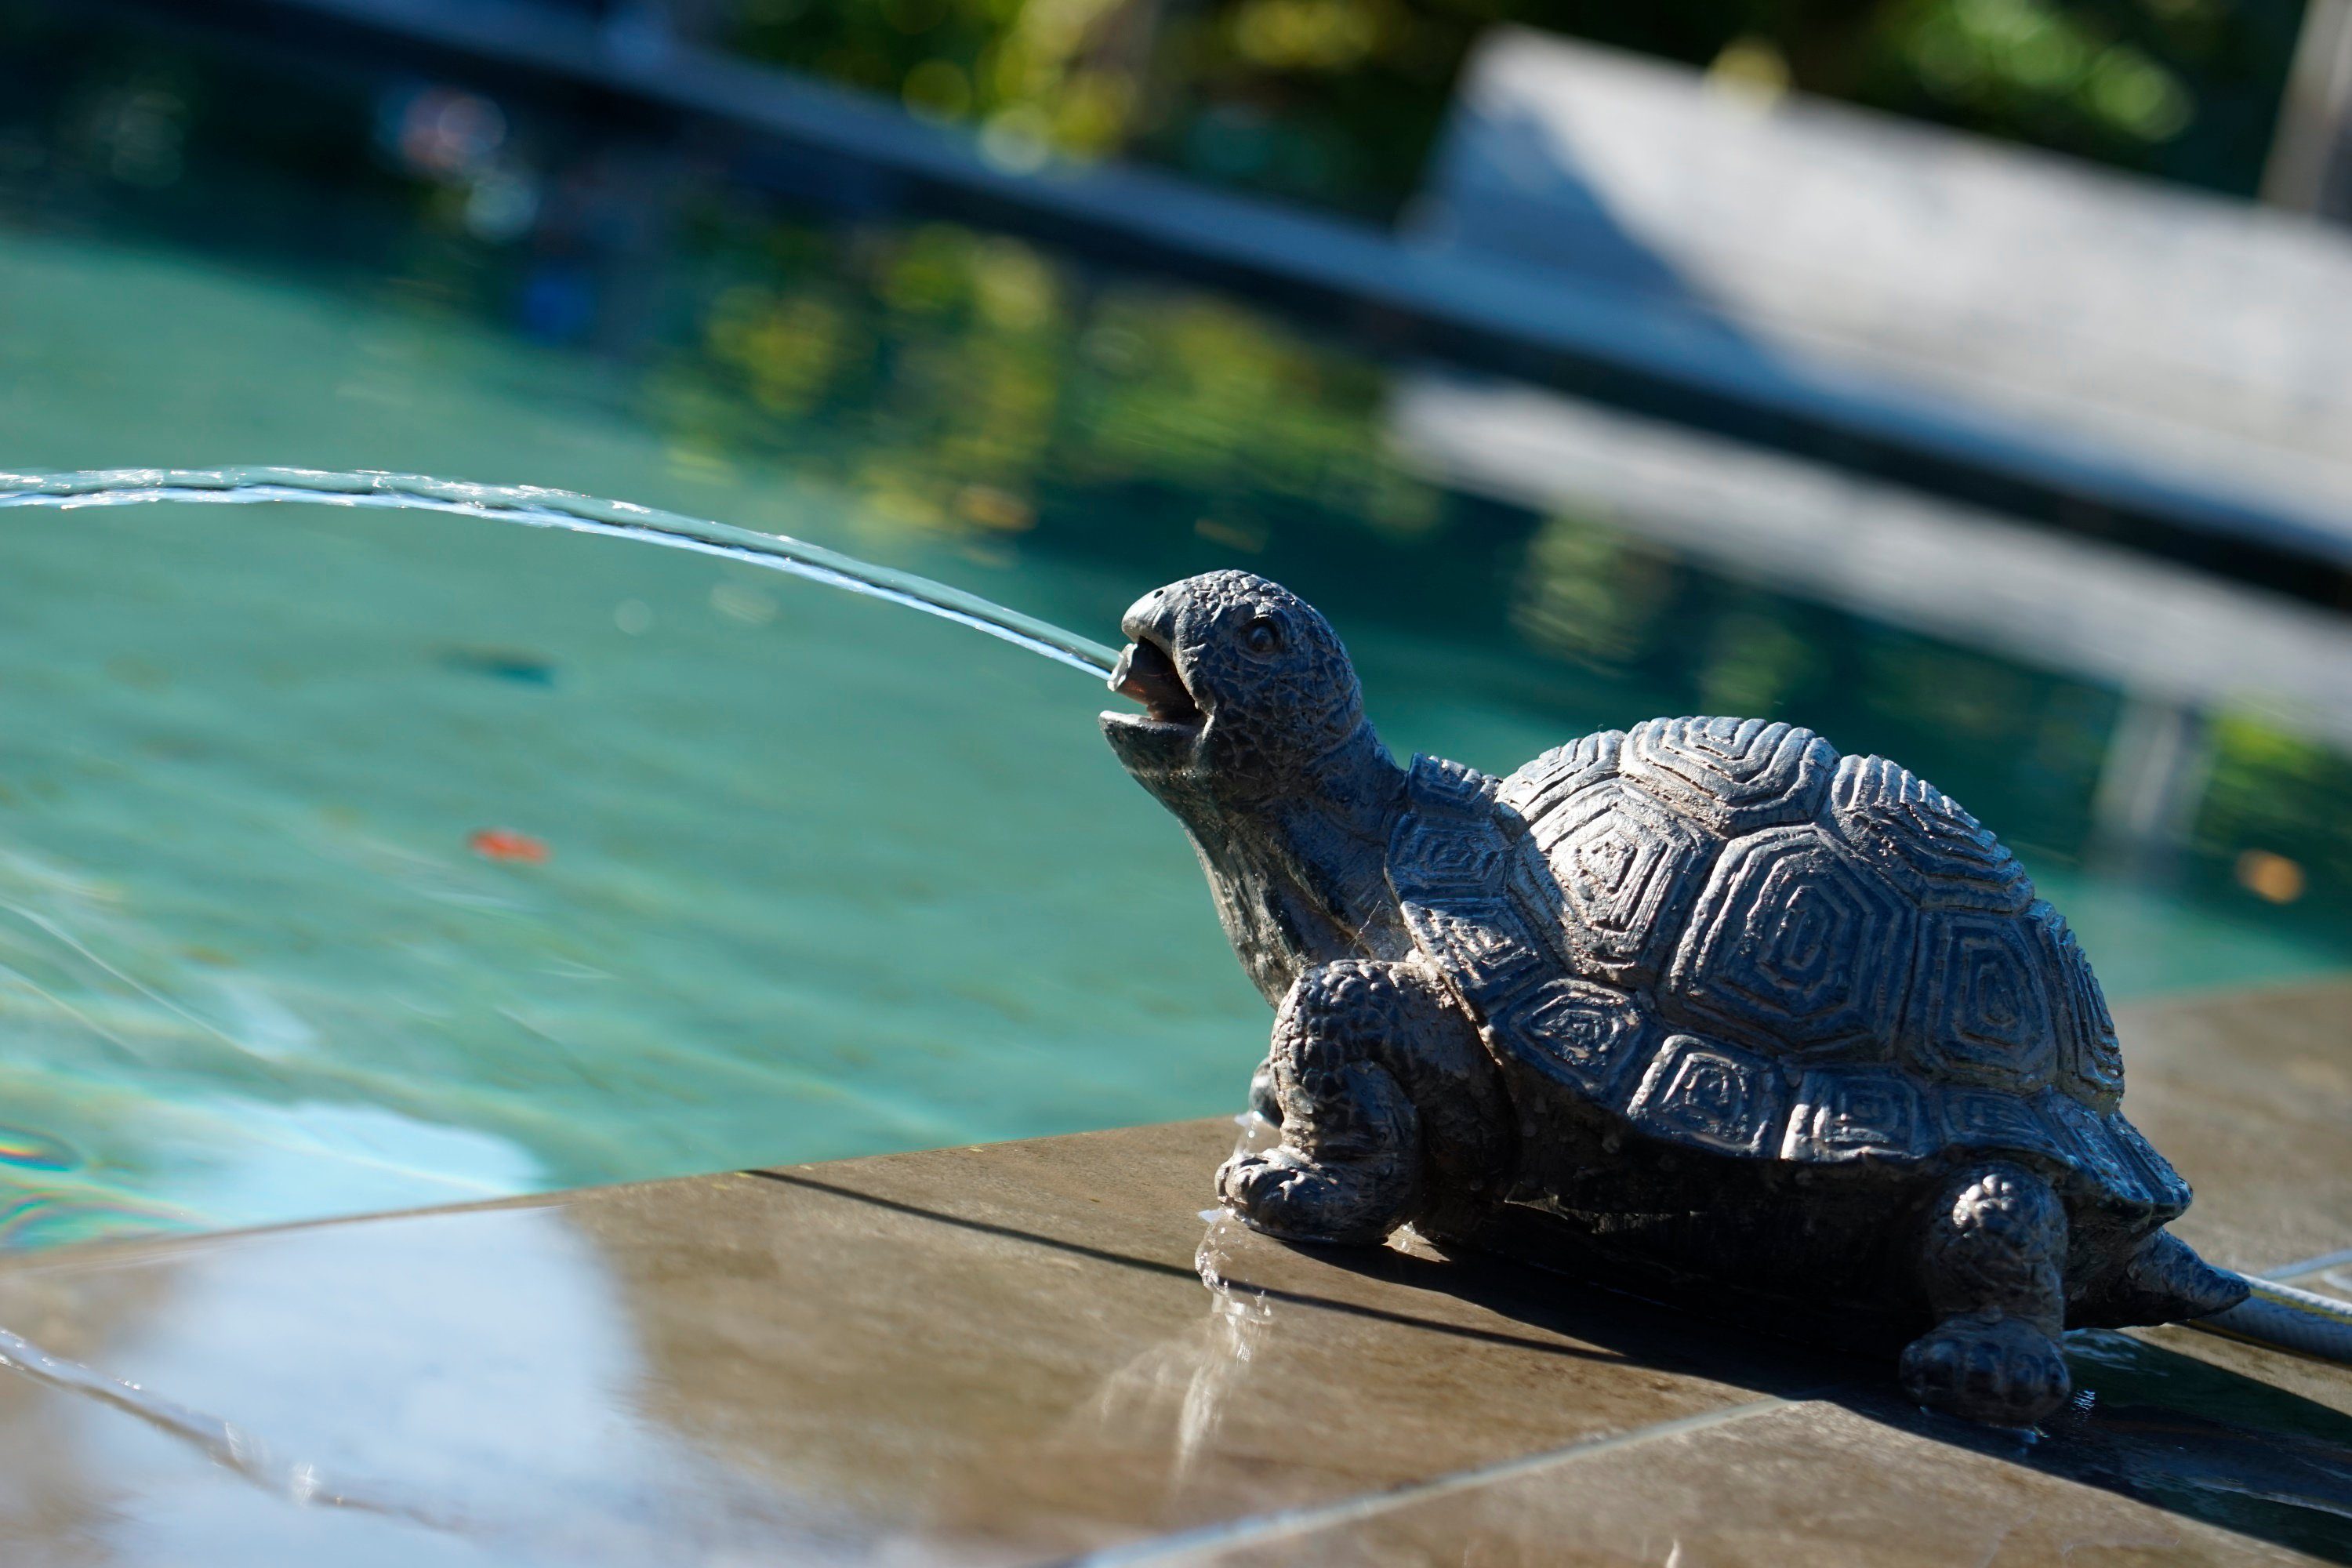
[0, 982, 2344, 1563]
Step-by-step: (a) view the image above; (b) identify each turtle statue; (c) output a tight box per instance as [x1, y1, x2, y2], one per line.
[1101, 569, 2250, 1428]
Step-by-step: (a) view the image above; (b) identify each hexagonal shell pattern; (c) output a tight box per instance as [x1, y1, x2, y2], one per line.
[2048, 1094, 2157, 1216]
[1620, 717, 1835, 835]
[1904, 910, 2056, 1092]
[1498, 730, 1624, 829]
[1389, 749, 2180, 1218]
[1488, 976, 1657, 1101]
[1391, 757, 1553, 1024]
[1782, 1065, 1932, 1162]
[1827, 754, 2033, 913]
[1665, 824, 1915, 1058]
[1392, 815, 1508, 898]
[2036, 902, 2125, 1112]
[1936, 1086, 2076, 1166]
[1527, 779, 1719, 989]
[1627, 1034, 1786, 1156]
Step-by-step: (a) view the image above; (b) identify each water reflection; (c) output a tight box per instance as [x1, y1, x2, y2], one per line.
[0, 1202, 869, 1566]
[1071, 1118, 1282, 1502]
[1080, 1221, 1273, 1504]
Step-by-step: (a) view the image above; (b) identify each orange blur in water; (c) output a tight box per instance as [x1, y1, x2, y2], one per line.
[469, 828, 550, 864]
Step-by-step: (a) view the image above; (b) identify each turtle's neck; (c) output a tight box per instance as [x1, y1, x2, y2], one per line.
[1184, 722, 1411, 1004]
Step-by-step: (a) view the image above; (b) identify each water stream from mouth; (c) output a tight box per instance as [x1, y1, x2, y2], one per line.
[0, 467, 1122, 677]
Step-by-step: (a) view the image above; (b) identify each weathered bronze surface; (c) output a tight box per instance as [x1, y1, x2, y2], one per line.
[1103, 570, 2247, 1427]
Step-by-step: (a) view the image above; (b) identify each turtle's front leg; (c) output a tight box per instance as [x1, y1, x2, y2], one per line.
[1218, 959, 1504, 1246]
[1900, 1162, 2072, 1427]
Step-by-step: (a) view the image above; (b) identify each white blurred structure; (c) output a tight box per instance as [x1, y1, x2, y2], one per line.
[1387, 376, 2352, 857]
[1410, 29, 2352, 563]
[1390, 378, 2352, 750]
[1396, 35, 2352, 855]
[2267, 0, 2352, 218]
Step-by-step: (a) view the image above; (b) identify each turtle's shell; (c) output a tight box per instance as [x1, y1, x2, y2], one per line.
[1388, 717, 2183, 1222]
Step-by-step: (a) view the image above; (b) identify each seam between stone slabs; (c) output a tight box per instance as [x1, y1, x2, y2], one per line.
[1048, 1396, 1795, 1567]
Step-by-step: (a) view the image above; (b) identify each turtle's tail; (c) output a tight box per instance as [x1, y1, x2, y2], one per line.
[2086, 1230, 2352, 1364]
[2085, 1230, 2249, 1325]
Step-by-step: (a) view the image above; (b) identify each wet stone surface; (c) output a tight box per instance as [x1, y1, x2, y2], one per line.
[0, 982, 2341, 1565]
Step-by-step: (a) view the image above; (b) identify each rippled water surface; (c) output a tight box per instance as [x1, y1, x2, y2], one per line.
[0, 425, 1227, 1238]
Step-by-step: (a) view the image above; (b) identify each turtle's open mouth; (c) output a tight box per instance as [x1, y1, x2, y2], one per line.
[1106, 635, 1204, 731]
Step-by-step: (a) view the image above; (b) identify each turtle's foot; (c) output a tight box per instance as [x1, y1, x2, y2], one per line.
[1900, 1314, 2071, 1428]
[1217, 1146, 1413, 1247]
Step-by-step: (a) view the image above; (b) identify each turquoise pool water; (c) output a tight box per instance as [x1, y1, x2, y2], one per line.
[0, 60, 2345, 1246]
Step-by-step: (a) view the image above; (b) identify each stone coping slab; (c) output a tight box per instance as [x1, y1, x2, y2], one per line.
[0, 982, 2340, 1564]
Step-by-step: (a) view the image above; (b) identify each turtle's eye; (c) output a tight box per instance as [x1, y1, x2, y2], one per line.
[1241, 615, 1285, 656]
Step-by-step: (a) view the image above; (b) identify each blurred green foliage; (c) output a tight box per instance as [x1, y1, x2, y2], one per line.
[2200, 717, 2352, 904]
[652, 212, 1443, 541]
[732, 0, 2307, 214]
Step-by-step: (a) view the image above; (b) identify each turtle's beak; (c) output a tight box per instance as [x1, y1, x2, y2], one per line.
[1102, 589, 1206, 773]
[1109, 637, 1203, 728]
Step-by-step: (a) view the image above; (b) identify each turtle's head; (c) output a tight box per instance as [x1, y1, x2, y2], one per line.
[1101, 571, 1364, 801]
[1102, 571, 1409, 1000]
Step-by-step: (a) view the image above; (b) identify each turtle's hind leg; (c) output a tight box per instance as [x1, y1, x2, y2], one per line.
[1218, 959, 1502, 1247]
[1900, 1162, 2073, 1428]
